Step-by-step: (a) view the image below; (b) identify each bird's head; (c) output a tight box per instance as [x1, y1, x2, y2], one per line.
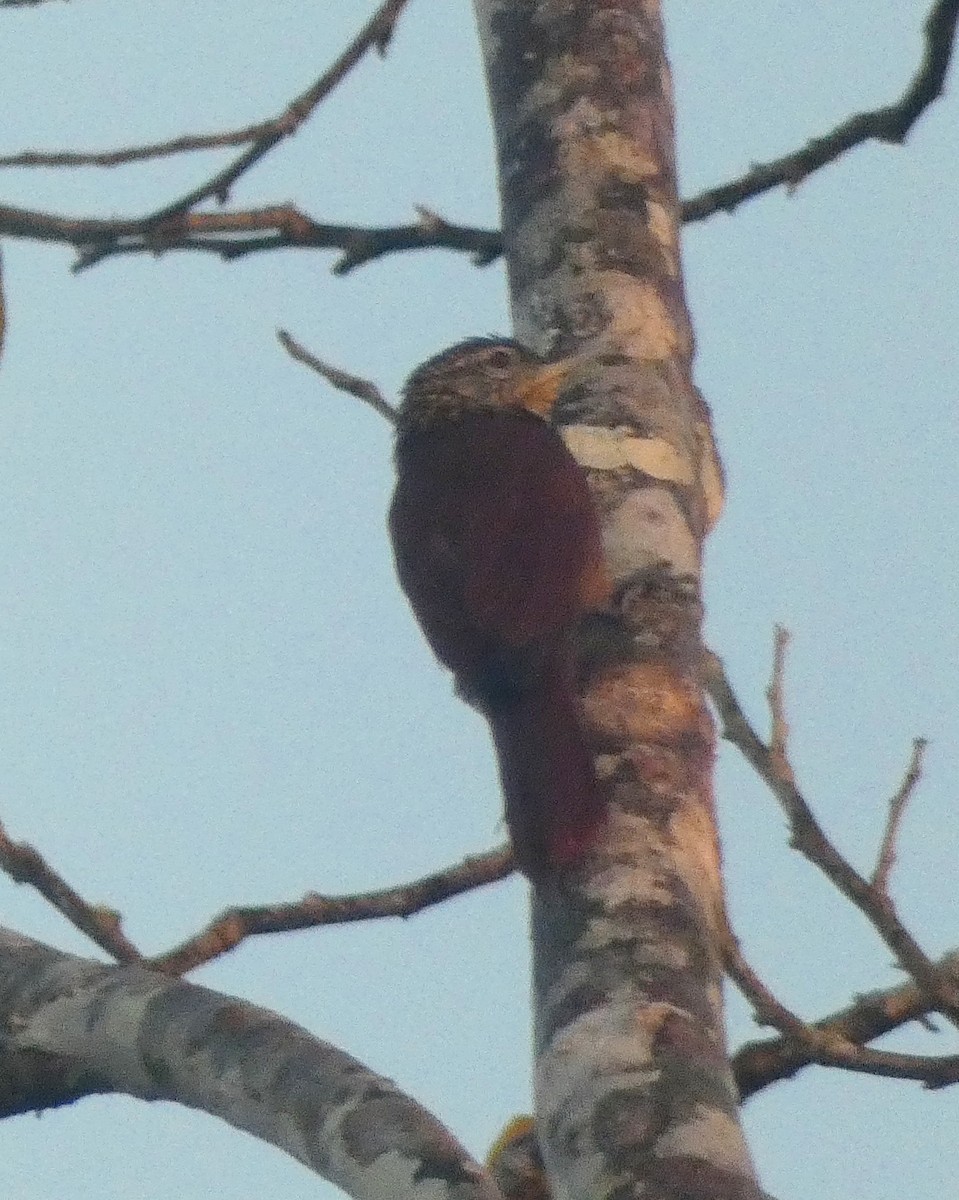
[396, 338, 576, 434]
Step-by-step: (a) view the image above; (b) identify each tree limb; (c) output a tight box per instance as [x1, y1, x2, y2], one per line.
[724, 917, 959, 1091]
[872, 737, 928, 894]
[1, 3, 953, 275]
[683, 0, 959, 221]
[4, 0, 954, 279]
[0, 202, 501, 274]
[150, 844, 514, 976]
[0, 927, 503, 1200]
[703, 644, 955, 1022]
[0, 1, 411, 174]
[0, 820, 142, 963]
[734, 950, 959, 1098]
[278, 329, 399, 423]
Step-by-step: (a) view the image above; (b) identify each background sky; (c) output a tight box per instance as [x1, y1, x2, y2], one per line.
[0, 3, 957, 1198]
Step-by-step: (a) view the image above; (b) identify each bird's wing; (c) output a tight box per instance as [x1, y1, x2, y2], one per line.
[458, 417, 607, 646]
[389, 414, 608, 677]
[389, 455, 491, 679]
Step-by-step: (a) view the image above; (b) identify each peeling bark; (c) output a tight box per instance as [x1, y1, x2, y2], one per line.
[0, 929, 500, 1200]
[473, 3, 765, 1197]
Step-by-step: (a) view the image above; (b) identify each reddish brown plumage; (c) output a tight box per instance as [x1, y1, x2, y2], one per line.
[388, 339, 611, 877]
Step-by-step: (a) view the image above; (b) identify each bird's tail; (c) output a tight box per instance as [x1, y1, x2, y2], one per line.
[488, 671, 606, 879]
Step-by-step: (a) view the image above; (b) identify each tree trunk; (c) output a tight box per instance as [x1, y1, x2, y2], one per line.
[473, 3, 765, 1197]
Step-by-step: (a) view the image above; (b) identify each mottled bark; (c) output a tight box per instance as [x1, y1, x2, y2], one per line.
[0, 929, 499, 1200]
[473, 3, 764, 1198]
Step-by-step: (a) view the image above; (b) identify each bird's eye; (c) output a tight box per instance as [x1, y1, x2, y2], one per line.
[487, 347, 514, 373]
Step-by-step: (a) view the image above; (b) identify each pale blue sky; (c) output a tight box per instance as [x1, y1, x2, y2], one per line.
[1, 4, 957, 1198]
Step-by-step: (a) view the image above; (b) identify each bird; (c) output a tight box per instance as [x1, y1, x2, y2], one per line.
[388, 337, 612, 878]
[486, 1116, 550, 1200]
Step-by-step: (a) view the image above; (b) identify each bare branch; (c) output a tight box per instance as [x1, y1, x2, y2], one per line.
[149, 844, 514, 976]
[0, 121, 289, 170]
[1, 0, 411, 174]
[0, 794, 512, 979]
[721, 921, 813, 1040]
[703, 646, 959, 1022]
[765, 624, 794, 785]
[723, 916, 959, 1090]
[683, 0, 959, 222]
[278, 329, 399, 423]
[0, 820, 143, 964]
[734, 950, 959, 1099]
[872, 737, 929, 894]
[335, 206, 503, 273]
[69, 208, 501, 275]
[0, 928, 502, 1200]
[821, 1046, 959, 1088]
[0, 202, 500, 274]
[0, 2, 954, 275]
[8, 0, 950, 274]
[132, 0, 411, 234]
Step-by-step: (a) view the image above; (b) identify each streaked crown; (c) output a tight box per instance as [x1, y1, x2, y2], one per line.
[397, 338, 573, 435]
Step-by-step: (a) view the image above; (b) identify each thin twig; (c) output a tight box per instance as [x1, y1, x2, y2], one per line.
[872, 737, 929, 893]
[5, 0, 954, 274]
[722, 922, 811, 1039]
[66, 208, 501, 275]
[684, 0, 959, 221]
[765, 624, 794, 784]
[703, 646, 959, 1024]
[107, 0, 410, 248]
[0, 199, 500, 274]
[0, 820, 143, 963]
[0, 120, 292, 170]
[149, 844, 514, 975]
[0, 0, 409, 172]
[794, 1044, 959, 1088]
[277, 329, 398, 423]
[0, 200, 502, 276]
[734, 949, 959, 1098]
[737, 1018, 959, 1093]
[721, 912, 959, 1089]
[0, 0, 954, 271]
